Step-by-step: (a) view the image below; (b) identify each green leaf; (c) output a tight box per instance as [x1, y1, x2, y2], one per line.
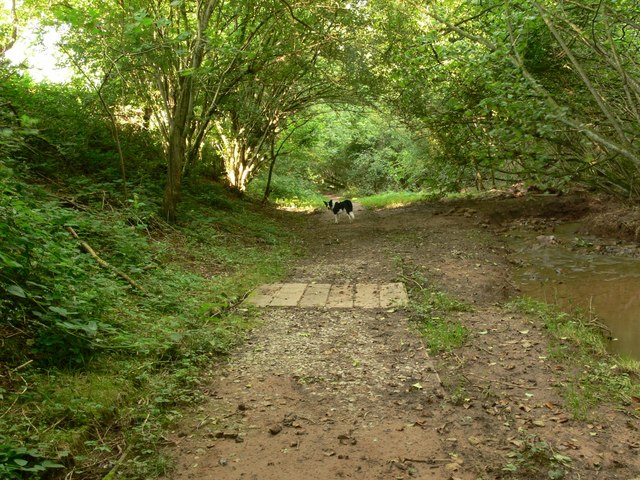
[49, 306, 69, 317]
[548, 468, 564, 479]
[6, 285, 26, 298]
[40, 460, 65, 469]
[174, 30, 192, 42]
[553, 453, 572, 464]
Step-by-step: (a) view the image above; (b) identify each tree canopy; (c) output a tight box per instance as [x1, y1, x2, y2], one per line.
[2, 0, 640, 215]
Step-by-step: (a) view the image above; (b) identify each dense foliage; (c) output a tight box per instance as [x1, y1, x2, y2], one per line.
[5, 0, 637, 205]
[377, 1, 640, 196]
[0, 76, 296, 477]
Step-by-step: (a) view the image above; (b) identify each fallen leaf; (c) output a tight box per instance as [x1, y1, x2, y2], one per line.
[532, 420, 546, 427]
[560, 440, 580, 450]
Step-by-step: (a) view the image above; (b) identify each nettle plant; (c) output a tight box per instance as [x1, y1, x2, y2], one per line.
[0, 160, 121, 367]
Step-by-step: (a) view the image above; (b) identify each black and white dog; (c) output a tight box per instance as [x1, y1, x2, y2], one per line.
[324, 199, 355, 223]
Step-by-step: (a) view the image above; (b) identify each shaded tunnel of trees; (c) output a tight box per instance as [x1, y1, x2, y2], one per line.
[3, 0, 640, 220]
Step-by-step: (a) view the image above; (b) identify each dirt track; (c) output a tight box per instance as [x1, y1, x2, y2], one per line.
[163, 197, 640, 480]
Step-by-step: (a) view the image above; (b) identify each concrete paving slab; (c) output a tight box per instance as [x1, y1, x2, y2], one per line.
[354, 283, 380, 308]
[269, 283, 308, 307]
[325, 284, 354, 308]
[298, 283, 332, 307]
[245, 282, 408, 309]
[246, 283, 284, 307]
[380, 283, 409, 308]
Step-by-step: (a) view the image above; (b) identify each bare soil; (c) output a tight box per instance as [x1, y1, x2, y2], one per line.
[162, 193, 640, 480]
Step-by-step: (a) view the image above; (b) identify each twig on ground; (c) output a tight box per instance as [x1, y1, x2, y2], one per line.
[399, 272, 425, 291]
[66, 226, 145, 293]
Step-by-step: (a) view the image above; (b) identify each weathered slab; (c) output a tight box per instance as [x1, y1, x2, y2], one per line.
[269, 283, 308, 307]
[246, 283, 284, 307]
[325, 284, 354, 308]
[245, 283, 408, 309]
[298, 283, 332, 308]
[380, 283, 409, 308]
[354, 283, 380, 308]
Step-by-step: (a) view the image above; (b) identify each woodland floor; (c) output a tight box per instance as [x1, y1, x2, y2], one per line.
[162, 193, 640, 480]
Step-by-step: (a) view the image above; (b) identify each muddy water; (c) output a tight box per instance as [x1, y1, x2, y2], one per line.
[506, 223, 640, 360]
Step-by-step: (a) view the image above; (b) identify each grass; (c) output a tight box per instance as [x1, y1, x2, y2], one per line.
[411, 287, 472, 353]
[355, 191, 437, 209]
[397, 261, 472, 354]
[354, 188, 513, 210]
[0, 174, 300, 479]
[507, 297, 640, 420]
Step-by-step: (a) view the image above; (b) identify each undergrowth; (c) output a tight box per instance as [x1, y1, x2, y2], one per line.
[507, 297, 640, 420]
[411, 287, 472, 353]
[503, 433, 572, 479]
[0, 162, 298, 479]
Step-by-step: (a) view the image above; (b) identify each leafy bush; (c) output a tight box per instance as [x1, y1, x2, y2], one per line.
[0, 65, 301, 480]
[0, 439, 64, 479]
[0, 160, 118, 366]
[1, 76, 164, 186]
[0, 153, 296, 478]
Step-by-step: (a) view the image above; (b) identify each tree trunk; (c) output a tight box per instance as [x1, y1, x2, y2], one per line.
[262, 135, 277, 204]
[159, 0, 217, 222]
[162, 128, 186, 222]
[162, 75, 192, 222]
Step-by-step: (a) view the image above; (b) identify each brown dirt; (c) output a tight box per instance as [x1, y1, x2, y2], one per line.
[162, 193, 640, 480]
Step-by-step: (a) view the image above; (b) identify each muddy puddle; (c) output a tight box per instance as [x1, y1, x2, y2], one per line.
[504, 222, 640, 360]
